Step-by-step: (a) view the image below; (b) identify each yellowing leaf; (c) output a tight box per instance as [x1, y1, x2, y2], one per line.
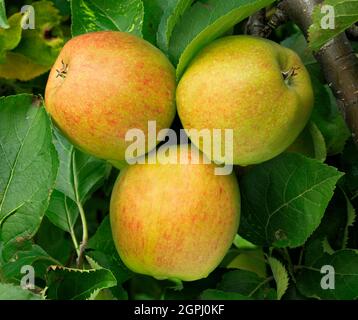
[0, 52, 49, 81]
[268, 256, 289, 300]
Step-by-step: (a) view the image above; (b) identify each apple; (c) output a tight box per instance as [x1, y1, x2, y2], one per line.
[45, 31, 176, 167]
[110, 145, 240, 281]
[176, 35, 314, 166]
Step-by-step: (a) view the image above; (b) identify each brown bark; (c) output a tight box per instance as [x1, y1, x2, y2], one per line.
[246, 4, 288, 38]
[245, 9, 267, 36]
[347, 24, 358, 40]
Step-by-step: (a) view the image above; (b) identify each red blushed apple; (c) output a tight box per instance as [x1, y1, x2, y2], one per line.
[45, 31, 176, 167]
[110, 145, 241, 281]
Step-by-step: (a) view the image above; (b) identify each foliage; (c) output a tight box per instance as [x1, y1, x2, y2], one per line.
[308, 0, 358, 51]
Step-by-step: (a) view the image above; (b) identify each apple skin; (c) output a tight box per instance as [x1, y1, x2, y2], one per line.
[176, 35, 314, 166]
[110, 145, 240, 281]
[45, 31, 176, 165]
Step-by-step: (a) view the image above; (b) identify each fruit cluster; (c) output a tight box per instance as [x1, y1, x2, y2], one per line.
[45, 31, 313, 281]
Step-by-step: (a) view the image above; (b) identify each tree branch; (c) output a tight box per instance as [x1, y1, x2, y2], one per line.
[347, 23, 358, 40]
[245, 9, 267, 36]
[281, 0, 358, 145]
[266, 2, 288, 33]
[246, 4, 288, 38]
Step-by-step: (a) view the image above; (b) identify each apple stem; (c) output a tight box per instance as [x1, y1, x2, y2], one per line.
[282, 248, 296, 283]
[282, 66, 300, 85]
[72, 152, 88, 269]
[76, 201, 88, 268]
[64, 196, 80, 257]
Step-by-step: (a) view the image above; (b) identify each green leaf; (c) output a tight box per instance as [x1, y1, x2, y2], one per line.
[0, 52, 50, 81]
[267, 257, 289, 300]
[1, 245, 59, 282]
[223, 239, 266, 279]
[342, 190, 356, 249]
[0, 13, 23, 63]
[217, 270, 275, 299]
[225, 249, 267, 278]
[200, 289, 251, 300]
[304, 239, 327, 266]
[297, 249, 358, 300]
[85, 254, 127, 299]
[308, 0, 358, 51]
[88, 288, 116, 300]
[85, 254, 128, 300]
[169, 0, 276, 78]
[239, 153, 343, 248]
[283, 284, 308, 300]
[286, 122, 327, 162]
[71, 0, 144, 37]
[87, 216, 132, 299]
[0, 283, 42, 300]
[46, 265, 117, 300]
[142, 0, 168, 45]
[0, 0, 8, 29]
[310, 76, 350, 155]
[88, 216, 117, 253]
[309, 122, 327, 162]
[52, 128, 111, 204]
[0, 1, 65, 81]
[85, 255, 103, 270]
[233, 234, 258, 250]
[87, 216, 133, 285]
[46, 190, 78, 233]
[309, 190, 348, 249]
[322, 237, 335, 254]
[0, 94, 59, 260]
[35, 216, 73, 265]
[157, 0, 195, 52]
[52, 0, 71, 16]
[46, 129, 110, 233]
[12, 1, 64, 68]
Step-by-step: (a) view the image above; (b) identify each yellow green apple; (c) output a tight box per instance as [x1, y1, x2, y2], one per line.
[45, 31, 176, 166]
[110, 145, 240, 281]
[176, 35, 314, 166]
